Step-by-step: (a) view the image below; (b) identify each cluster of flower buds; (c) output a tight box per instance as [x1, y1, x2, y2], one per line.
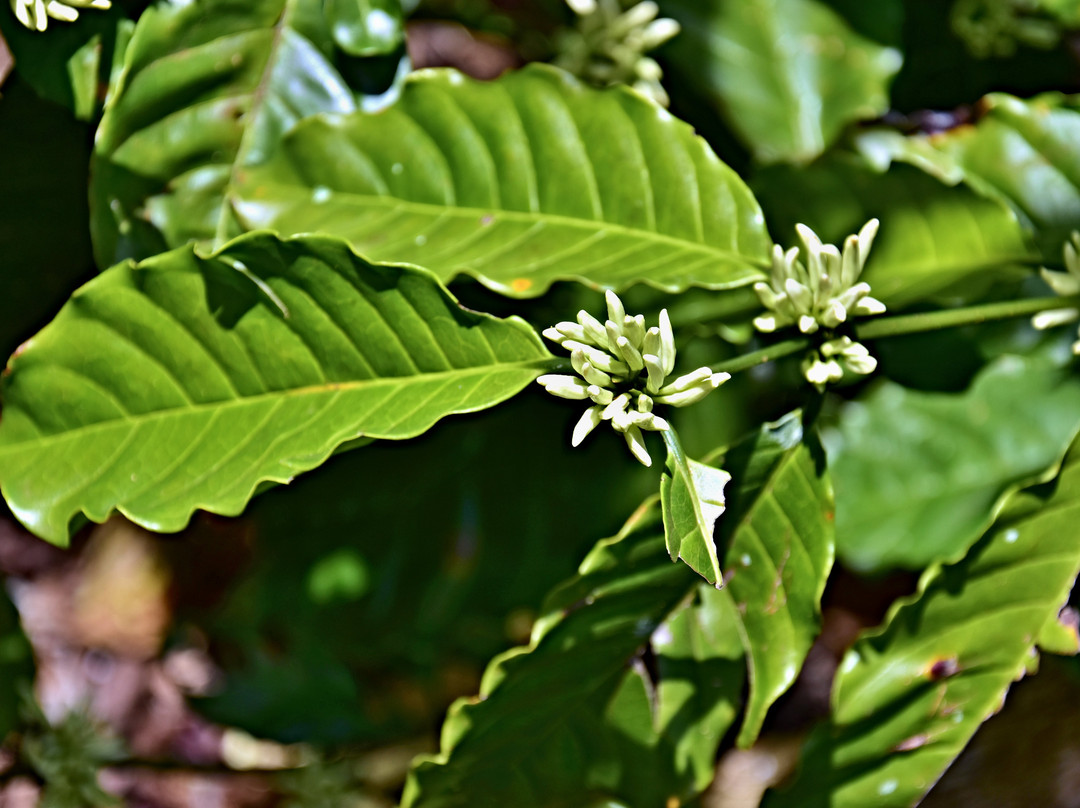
[555, 0, 681, 106]
[754, 219, 885, 335]
[11, 0, 109, 31]
[538, 291, 729, 467]
[753, 220, 885, 388]
[1032, 231, 1080, 354]
[802, 337, 878, 391]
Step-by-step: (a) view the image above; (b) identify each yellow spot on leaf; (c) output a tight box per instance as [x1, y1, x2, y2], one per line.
[511, 278, 533, 292]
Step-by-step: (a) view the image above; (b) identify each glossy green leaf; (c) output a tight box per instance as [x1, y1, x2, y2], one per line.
[324, 0, 403, 56]
[855, 93, 1080, 255]
[0, 232, 551, 544]
[0, 589, 32, 742]
[719, 412, 834, 746]
[403, 414, 833, 805]
[233, 64, 773, 298]
[90, 0, 359, 267]
[765, 435, 1080, 808]
[661, 0, 902, 164]
[403, 501, 745, 808]
[660, 427, 730, 585]
[752, 158, 1038, 307]
[827, 354, 1080, 571]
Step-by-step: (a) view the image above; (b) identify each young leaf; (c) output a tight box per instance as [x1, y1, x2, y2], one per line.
[403, 501, 746, 808]
[662, 0, 902, 164]
[752, 158, 1038, 307]
[855, 92, 1080, 255]
[828, 355, 1080, 571]
[719, 412, 834, 746]
[660, 427, 730, 585]
[90, 0, 362, 267]
[233, 64, 773, 298]
[765, 435, 1080, 808]
[0, 232, 551, 544]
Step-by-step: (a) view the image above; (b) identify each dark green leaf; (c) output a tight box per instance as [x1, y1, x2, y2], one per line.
[402, 414, 833, 805]
[752, 158, 1038, 307]
[855, 92, 1080, 255]
[0, 588, 33, 742]
[660, 427, 730, 585]
[403, 501, 745, 808]
[0, 232, 551, 544]
[661, 0, 902, 164]
[827, 354, 1080, 571]
[90, 0, 361, 267]
[233, 64, 773, 298]
[766, 434, 1080, 808]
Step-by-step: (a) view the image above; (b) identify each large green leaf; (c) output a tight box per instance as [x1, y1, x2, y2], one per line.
[719, 412, 834, 746]
[765, 435, 1080, 808]
[660, 427, 730, 585]
[232, 64, 773, 298]
[403, 414, 833, 806]
[403, 501, 744, 808]
[0, 588, 33, 742]
[0, 232, 551, 544]
[855, 92, 1080, 255]
[661, 0, 902, 165]
[752, 158, 1038, 307]
[827, 354, 1080, 571]
[89, 0, 361, 267]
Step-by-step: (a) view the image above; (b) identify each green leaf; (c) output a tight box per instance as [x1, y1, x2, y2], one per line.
[752, 158, 1038, 307]
[324, 0, 404, 56]
[660, 427, 730, 585]
[661, 0, 902, 164]
[765, 435, 1080, 808]
[90, 0, 361, 267]
[0, 589, 32, 742]
[719, 412, 834, 747]
[403, 501, 746, 808]
[233, 64, 773, 298]
[827, 354, 1080, 571]
[854, 93, 1080, 255]
[403, 414, 833, 805]
[0, 232, 551, 544]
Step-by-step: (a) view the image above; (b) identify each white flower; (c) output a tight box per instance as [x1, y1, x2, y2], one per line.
[11, 0, 109, 31]
[754, 219, 885, 335]
[1033, 231, 1080, 354]
[555, 0, 681, 106]
[539, 290, 728, 466]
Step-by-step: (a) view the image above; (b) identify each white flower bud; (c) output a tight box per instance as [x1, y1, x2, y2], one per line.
[577, 310, 611, 348]
[641, 17, 680, 48]
[1033, 308, 1080, 330]
[587, 385, 614, 406]
[615, 335, 645, 372]
[554, 321, 591, 344]
[622, 424, 652, 467]
[602, 393, 631, 421]
[563, 340, 628, 376]
[46, 0, 78, 21]
[572, 406, 604, 446]
[566, 0, 597, 14]
[658, 366, 713, 394]
[623, 314, 646, 348]
[658, 309, 676, 376]
[538, 374, 591, 400]
[642, 326, 662, 359]
[643, 353, 667, 393]
[605, 289, 626, 324]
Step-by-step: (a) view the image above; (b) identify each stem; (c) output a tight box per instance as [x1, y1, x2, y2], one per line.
[855, 295, 1078, 340]
[710, 338, 809, 375]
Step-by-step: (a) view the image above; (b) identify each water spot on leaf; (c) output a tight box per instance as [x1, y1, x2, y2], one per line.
[312, 186, 331, 203]
[415, 235, 427, 246]
[894, 733, 929, 752]
[878, 779, 898, 796]
[391, 162, 404, 175]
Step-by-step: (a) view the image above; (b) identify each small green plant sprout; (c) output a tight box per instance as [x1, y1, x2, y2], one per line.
[10, 0, 110, 31]
[555, 0, 681, 105]
[1032, 231, 1080, 353]
[754, 219, 885, 388]
[538, 290, 729, 466]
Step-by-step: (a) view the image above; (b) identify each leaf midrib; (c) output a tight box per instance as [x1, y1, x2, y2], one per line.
[0, 358, 552, 453]
[235, 181, 772, 270]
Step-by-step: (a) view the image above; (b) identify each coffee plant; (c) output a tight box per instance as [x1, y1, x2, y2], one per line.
[2, 0, 1080, 805]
